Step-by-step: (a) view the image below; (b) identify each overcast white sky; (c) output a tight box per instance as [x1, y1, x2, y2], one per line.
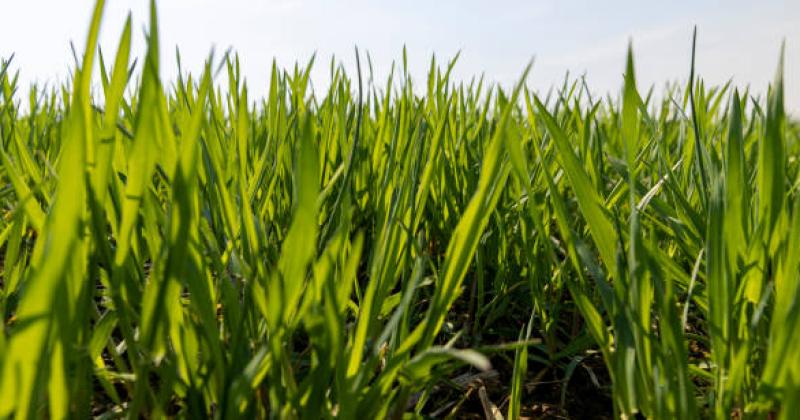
[1, 1, 799, 113]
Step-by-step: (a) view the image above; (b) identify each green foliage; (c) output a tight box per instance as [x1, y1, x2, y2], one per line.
[0, 2, 799, 418]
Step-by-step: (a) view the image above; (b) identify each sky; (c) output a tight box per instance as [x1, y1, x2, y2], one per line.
[1, 0, 799, 113]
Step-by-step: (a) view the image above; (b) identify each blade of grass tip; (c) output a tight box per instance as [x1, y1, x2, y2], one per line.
[621, 45, 662, 414]
[86, 14, 132, 276]
[724, 90, 747, 266]
[91, 14, 131, 205]
[621, 41, 647, 326]
[97, 46, 110, 113]
[0, 1, 106, 417]
[688, 27, 710, 202]
[622, 42, 641, 190]
[113, 0, 161, 270]
[743, 43, 786, 307]
[757, 42, 785, 242]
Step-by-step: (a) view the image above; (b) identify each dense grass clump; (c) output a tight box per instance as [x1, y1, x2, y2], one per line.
[1, 1, 800, 418]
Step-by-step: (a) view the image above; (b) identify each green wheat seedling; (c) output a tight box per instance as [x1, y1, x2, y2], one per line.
[0, 1, 798, 418]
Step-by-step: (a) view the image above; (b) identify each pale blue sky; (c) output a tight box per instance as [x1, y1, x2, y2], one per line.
[1, 1, 799, 113]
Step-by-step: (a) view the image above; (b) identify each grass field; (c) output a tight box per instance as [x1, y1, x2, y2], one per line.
[1, 1, 799, 418]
